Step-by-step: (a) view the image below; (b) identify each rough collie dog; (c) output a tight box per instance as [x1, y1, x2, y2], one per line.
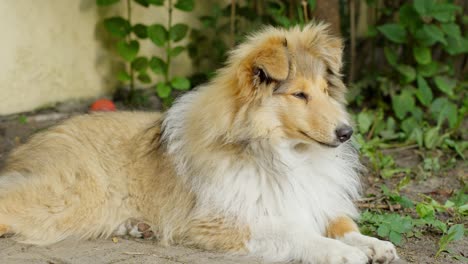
[0, 23, 398, 263]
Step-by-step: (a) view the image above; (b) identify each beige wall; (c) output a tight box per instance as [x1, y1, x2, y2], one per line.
[0, 0, 202, 115]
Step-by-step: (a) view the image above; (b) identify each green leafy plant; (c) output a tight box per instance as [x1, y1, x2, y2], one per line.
[360, 211, 414, 245]
[352, 0, 467, 152]
[187, 0, 316, 83]
[360, 184, 467, 256]
[97, 0, 194, 106]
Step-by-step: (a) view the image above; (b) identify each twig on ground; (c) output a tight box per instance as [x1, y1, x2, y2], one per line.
[382, 144, 419, 153]
[123, 252, 146, 255]
[357, 203, 401, 210]
[386, 200, 394, 212]
[357, 197, 378, 202]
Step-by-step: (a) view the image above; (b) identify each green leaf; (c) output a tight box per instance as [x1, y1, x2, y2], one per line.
[96, 0, 119, 6]
[409, 127, 424, 147]
[147, 0, 164, 5]
[417, 61, 438, 77]
[384, 47, 397, 66]
[357, 112, 373, 134]
[132, 24, 148, 39]
[377, 24, 407, 44]
[131, 57, 148, 72]
[431, 219, 447, 233]
[392, 90, 415, 120]
[434, 76, 456, 96]
[170, 46, 185, 57]
[398, 195, 415, 209]
[416, 203, 435, 218]
[275, 16, 291, 28]
[171, 77, 191, 90]
[117, 71, 131, 82]
[170, 24, 189, 42]
[148, 24, 168, 46]
[459, 204, 468, 214]
[390, 218, 412, 233]
[149, 56, 167, 75]
[377, 224, 390, 237]
[416, 76, 433, 106]
[430, 97, 458, 127]
[441, 23, 461, 37]
[156, 82, 171, 98]
[399, 4, 421, 33]
[424, 127, 440, 149]
[447, 224, 464, 241]
[389, 231, 402, 245]
[430, 3, 460, 23]
[137, 73, 151, 83]
[413, 46, 431, 65]
[413, 0, 434, 16]
[437, 224, 465, 256]
[440, 101, 457, 128]
[174, 0, 194, 11]
[415, 25, 446, 46]
[444, 35, 468, 55]
[401, 117, 418, 135]
[116, 40, 139, 62]
[103, 17, 131, 38]
[396, 65, 416, 83]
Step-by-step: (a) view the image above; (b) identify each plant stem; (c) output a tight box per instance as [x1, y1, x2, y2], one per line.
[127, 0, 135, 99]
[301, 0, 309, 23]
[165, 0, 173, 84]
[348, 0, 356, 84]
[230, 0, 236, 47]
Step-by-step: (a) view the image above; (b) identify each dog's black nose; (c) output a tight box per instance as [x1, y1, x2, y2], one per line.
[335, 125, 353, 143]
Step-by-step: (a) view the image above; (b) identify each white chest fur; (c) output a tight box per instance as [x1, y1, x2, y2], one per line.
[192, 141, 362, 235]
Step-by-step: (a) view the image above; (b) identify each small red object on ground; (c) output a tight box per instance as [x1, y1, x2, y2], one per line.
[90, 99, 116, 112]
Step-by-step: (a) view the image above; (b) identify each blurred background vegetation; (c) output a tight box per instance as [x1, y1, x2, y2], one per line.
[98, 0, 467, 155]
[95, 0, 467, 260]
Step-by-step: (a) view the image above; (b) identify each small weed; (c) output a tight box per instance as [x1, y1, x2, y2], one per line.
[18, 115, 28, 124]
[359, 183, 467, 257]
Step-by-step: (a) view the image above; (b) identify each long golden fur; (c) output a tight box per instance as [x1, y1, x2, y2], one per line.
[0, 23, 398, 263]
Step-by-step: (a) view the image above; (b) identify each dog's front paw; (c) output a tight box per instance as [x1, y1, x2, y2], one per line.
[307, 243, 369, 264]
[341, 232, 398, 264]
[325, 244, 369, 264]
[360, 239, 397, 264]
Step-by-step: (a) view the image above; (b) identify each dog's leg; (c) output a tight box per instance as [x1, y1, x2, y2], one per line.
[181, 217, 251, 252]
[327, 216, 398, 264]
[247, 221, 369, 264]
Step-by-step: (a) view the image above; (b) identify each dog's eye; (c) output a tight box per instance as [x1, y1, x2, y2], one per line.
[292, 92, 308, 101]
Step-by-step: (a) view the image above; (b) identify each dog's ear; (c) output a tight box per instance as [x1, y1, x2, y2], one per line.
[240, 36, 289, 90]
[303, 23, 346, 102]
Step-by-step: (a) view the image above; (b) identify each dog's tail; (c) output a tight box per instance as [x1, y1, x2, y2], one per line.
[0, 170, 124, 245]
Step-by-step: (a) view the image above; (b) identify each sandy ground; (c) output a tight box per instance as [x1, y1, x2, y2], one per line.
[0, 237, 268, 264]
[0, 104, 465, 264]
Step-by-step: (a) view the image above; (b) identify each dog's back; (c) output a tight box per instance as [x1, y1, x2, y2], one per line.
[0, 112, 163, 244]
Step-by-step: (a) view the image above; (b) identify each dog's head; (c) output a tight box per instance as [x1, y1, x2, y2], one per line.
[226, 23, 352, 148]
